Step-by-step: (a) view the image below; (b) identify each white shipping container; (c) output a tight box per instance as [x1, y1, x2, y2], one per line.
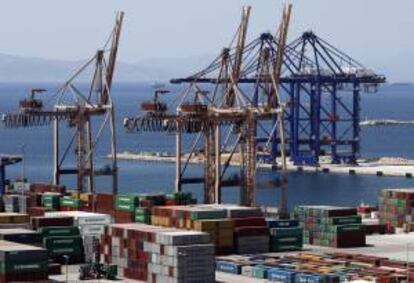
[80, 224, 105, 235]
[45, 211, 111, 226]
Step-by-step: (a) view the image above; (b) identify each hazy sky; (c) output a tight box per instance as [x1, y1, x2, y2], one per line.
[0, 0, 412, 81]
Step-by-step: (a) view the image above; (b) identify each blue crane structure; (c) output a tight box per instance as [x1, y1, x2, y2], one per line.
[0, 156, 22, 195]
[171, 31, 386, 166]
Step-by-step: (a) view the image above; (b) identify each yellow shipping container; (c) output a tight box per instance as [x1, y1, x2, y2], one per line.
[218, 228, 233, 238]
[151, 216, 158, 226]
[0, 215, 12, 223]
[178, 219, 185, 229]
[185, 219, 193, 230]
[80, 193, 91, 202]
[0, 213, 29, 224]
[218, 236, 233, 247]
[193, 220, 217, 231]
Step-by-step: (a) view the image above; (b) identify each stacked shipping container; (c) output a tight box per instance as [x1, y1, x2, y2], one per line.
[101, 223, 215, 282]
[294, 205, 365, 248]
[216, 252, 410, 282]
[32, 215, 84, 264]
[0, 240, 48, 283]
[379, 188, 414, 229]
[151, 204, 276, 255]
[266, 219, 303, 252]
[45, 211, 111, 262]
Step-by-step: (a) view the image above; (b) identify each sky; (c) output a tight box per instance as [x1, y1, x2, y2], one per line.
[0, 0, 412, 82]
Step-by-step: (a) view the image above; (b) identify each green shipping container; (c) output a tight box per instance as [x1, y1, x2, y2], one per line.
[325, 215, 362, 225]
[115, 195, 138, 212]
[329, 224, 363, 233]
[40, 227, 80, 238]
[41, 195, 60, 209]
[270, 242, 303, 252]
[0, 260, 48, 274]
[135, 214, 150, 224]
[60, 197, 81, 208]
[269, 227, 303, 237]
[44, 236, 83, 249]
[190, 209, 227, 220]
[47, 246, 83, 256]
[135, 207, 150, 215]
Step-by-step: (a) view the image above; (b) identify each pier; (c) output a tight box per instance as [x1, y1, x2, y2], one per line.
[114, 152, 414, 178]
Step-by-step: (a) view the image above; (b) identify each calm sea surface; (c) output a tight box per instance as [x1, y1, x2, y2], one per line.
[1, 82, 413, 208]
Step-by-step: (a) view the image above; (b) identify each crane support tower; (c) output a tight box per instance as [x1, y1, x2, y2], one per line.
[2, 12, 124, 195]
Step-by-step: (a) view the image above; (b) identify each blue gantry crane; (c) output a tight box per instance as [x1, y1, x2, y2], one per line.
[171, 30, 386, 166]
[0, 156, 22, 195]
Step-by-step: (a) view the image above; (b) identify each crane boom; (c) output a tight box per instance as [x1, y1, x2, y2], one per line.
[233, 6, 251, 80]
[103, 12, 124, 104]
[272, 4, 292, 106]
[226, 6, 251, 107]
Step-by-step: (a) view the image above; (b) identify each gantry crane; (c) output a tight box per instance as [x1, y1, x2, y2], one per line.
[0, 155, 22, 195]
[124, 6, 292, 213]
[2, 12, 124, 195]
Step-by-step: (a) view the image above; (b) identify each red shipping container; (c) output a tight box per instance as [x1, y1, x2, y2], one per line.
[31, 216, 74, 229]
[234, 226, 269, 237]
[232, 217, 267, 228]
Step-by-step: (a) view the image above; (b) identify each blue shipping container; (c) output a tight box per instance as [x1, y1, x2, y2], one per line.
[216, 261, 242, 274]
[266, 219, 299, 228]
[295, 273, 324, 283]
[268, 268, 296, 283]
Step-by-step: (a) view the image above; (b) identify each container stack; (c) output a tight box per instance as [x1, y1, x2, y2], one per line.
[31, 215, 74, 230]
[79, 193, 93, 211]
[232, 217, 269, 254]
[0, 229, 42, 245]
[216, 252, 409, 282]
[101, 223, 215, 282]
[45, 211, 111, 237]
[151, 204, 270, 254]
[42, 193, 62, 211]
[3, 195, 29, 213]
[215, 205, 269, 254]
[39, 226, 83, 264]
[134, 193, 166, 224]
[193, 218, 234, 255]
[42, 229, 84, 264]
[266, 219, 303, 252]
[164, 192, 197, 206]
[31, 215, 83, 264]
[28, 183, 65, 213]
[41, 193, 61, 211]
[45, 211, 111, 262]
[30, 183, 66, 194]
[378, 188, 414, 229]
[114, 194, 138, 223]
[294, 205, 365, 248]
[0, 213, 30, 229]
[3, 195, 19, 213]
[94, 193, 115, 215]
[0, 240, 48, 283]
[151, 205, 227, 228]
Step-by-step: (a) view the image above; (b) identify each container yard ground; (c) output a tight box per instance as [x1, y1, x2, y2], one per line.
[305, 233, 414, 261]
[49, 233, 414, 283]
[114, 152, 414, 178]
[49, 266, 269, 283]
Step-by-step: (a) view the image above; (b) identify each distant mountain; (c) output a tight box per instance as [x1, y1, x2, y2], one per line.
[0, 53, 214, 83]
